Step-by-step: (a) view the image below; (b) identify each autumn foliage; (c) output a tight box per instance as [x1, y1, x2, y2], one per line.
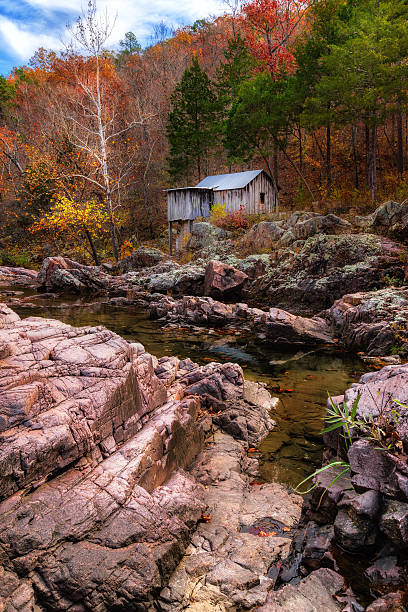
[240, 0, 310, 75]
[0, 0, 407, 265]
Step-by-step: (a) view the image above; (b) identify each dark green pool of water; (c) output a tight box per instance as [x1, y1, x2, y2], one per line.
[9, 294, 365, 489]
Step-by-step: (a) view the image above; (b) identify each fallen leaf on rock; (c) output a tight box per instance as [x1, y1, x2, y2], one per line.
[201, 513, 211, 523]
[282, 527, 291, 532]
[248, 448, 258, 453]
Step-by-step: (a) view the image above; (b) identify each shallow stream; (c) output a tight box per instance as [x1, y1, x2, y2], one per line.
[10, 294, 365, 488]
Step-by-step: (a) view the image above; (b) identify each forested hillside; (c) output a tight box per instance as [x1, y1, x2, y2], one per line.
[1, 0, 407, 264]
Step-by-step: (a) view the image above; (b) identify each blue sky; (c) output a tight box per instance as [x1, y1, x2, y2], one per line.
[0, 0, 225, 75]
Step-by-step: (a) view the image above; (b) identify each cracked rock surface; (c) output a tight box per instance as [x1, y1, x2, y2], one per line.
[0, 304, 303, 611]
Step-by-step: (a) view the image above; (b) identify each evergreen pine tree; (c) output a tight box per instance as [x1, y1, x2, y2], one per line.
[304, 0, 408, 200]
[167, 56, 219, 183]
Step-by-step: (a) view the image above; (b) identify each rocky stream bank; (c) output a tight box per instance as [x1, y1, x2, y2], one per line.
[1, 303, 347, 612]
[2, 201, 408, 609]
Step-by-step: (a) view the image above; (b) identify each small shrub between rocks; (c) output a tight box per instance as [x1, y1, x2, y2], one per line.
[295, 393, 406, 496]
[213, 205, 250, 234]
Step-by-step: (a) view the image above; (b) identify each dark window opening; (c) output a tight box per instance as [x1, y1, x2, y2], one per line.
[260, 192, 265, 204]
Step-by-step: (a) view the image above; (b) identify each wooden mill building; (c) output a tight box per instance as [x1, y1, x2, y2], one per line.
[166, 169, 278, 253]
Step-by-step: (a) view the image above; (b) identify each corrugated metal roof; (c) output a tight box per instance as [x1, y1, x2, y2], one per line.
[196, 169, 263, 191]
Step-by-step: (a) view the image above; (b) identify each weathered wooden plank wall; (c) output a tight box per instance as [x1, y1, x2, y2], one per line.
[214, 173, 277, 214]
[167, 189, 211, 222]
[167, 173, 277, 223]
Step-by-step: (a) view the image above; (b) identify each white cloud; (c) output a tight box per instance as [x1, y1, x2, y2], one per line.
[0, 0, 227, 70]
[0, 15, 62, 59]
[22, 0, 226, 50]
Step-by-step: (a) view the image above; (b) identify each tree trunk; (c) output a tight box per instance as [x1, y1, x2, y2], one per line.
[397, 100, 404, 176]
[365, 124, 371, 189]
[352, 125, 359, 190]
[267, 147, 280, 208]
[142, 182, 154, 237]
[108, 213, 119, 262]
[84, 228, 100, 266]
[371, 122, 377, 202]
[298, 125, 303, 172]
[273, 138, 279, 188]
[326, 123, 332, 193]
[95, 53, 119, 262]
[275, 137, 315, 201]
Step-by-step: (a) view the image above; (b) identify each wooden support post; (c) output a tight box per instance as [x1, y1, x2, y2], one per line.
[169, 221, 173, 255]
[188, 219, 193, 234]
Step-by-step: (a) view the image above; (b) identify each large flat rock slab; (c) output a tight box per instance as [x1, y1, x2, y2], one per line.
[0, 305, 170, 500]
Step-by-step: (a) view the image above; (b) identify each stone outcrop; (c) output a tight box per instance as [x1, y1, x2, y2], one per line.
[294, 361, 408, 609]
[37, 256, 111, 293]
[204, 260, 248, 300]
[188, 221, 232, 253]
[117, 246, 167, 272]
[281, 213, 352, 245]
[143, 262, 206, 295]
[237, 213, 351, 255]
[238, 220, 285, 252]
[0, 303, 290, 611]
[324, 287, 408, 356]
[0, 266, 38, 287]
[0, 305, 182, 499]
[0, 304, 208, 609]
[150, 295, 334, 346]
[356, 200, 408, 241]
[250, 233, 407, 313]
[159, 430, 302, 610]
[155, 359, 302, 611]
[258, 568, 344, 611]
